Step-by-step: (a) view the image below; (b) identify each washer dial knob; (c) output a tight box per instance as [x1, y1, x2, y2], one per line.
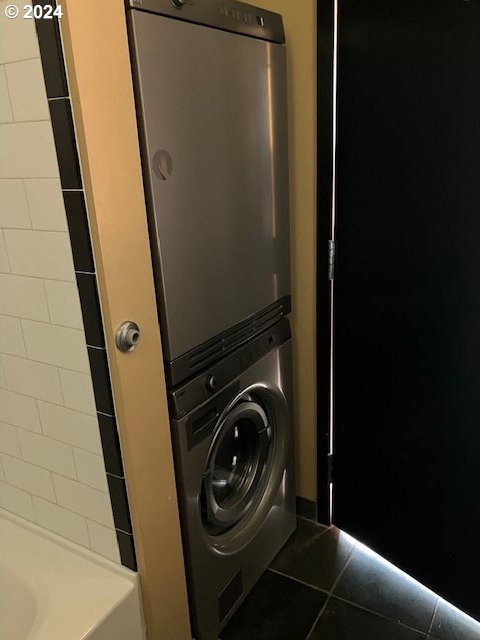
[206, 375, 218, 392]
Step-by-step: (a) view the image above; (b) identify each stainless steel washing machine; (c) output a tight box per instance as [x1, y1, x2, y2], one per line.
[127, 1, 291, 385]
[169, 318, 296, 640]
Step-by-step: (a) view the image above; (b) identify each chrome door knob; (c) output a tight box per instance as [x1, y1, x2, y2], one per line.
[115, 321, 141, 352]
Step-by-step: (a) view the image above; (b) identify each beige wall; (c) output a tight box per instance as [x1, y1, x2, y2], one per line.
[0, 5, 120, 561]
[253, 0, 317, 500]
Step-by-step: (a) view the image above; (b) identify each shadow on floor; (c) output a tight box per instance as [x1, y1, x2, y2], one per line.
[220, 518, 480, 640]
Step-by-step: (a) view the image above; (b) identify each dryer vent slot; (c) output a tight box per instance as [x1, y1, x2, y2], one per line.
[218, 570, 243, 625]
[167, 296, 291, 386]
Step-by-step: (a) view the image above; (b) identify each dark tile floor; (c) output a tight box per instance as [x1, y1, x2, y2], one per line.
[221, 518, 480, 640]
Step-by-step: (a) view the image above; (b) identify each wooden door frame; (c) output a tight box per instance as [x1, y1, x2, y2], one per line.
[316, 0, 335, 525]
[59, 2, 191, 639]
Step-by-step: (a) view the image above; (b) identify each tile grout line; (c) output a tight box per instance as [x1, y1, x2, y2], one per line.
[20, 178, 34, 229]
[2, 352, 92, 377]
[0, 384, 98, 419]
[2, 55, 42, 65]
[40, 279, 52, 322]
[328, 540, 444, 637]
[3, 227, 77, 235]
[267, 567, 330, 595]
[328, 541, 357, 597]
[1, 117, 51, 125]
[315, 540, 436, 637]
[33, 397, 44, 435]
[17, 315, 31, 358]
[304, 542, 358, 639]
[325, 591, 433, 637]
[266, 523, 333, 593]
[427, 598, 439, 636]
[84, 512, 93, 549]
[304, 593, 331, 640]
[4, 313, 93, 334]
[49, 465, 59, 506]
[97, 410, 115, 418]
[0, 311, 87, 333]
[2, 64, 15, 120]
[1, 230, 12, 273]
[106, 471, 125, 481]
[4, 479, 116, 533]
[0, 441, 109, 494]
[0, 271, 76, 284]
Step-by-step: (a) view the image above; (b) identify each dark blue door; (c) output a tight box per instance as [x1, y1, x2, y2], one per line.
[333, 0, 480, 618]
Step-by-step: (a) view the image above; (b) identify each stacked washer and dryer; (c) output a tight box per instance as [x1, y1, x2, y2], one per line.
[127, 1, 295, 638]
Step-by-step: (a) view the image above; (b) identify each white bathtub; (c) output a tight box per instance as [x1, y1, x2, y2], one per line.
[0, 510, 146, 640]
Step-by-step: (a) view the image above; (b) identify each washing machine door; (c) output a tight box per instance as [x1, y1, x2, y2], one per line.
[202, 392, 286, 535]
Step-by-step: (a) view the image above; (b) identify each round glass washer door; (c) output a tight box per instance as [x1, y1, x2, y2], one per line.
[202, 399, 272, 535]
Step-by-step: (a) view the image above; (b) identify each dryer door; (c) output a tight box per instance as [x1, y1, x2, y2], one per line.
[128, 9, 290, 363]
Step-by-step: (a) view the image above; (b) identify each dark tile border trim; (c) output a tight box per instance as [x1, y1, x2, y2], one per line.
[116, 530, 138, 571]
[34, 0, 68, 98]
[107, 475, 133, 534]
[48, 98, 82, 189]
[63, 191, 95, 273]
[87, 347, 115, 416]
[34, 2, 137, 572]
[76, 273, 105, 347]
[98, 413, 124, 477]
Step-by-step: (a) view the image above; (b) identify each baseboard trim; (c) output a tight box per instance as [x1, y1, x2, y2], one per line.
[296, 496, 317, 521]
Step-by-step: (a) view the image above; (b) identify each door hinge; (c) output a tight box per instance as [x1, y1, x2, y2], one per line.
[327, 453, 334, 484]
[328, 240, 335, 280]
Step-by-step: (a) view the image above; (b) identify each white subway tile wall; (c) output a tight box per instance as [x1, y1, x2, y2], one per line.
[0, 66, 13, 123]
[73, 448, 109, 492]
[37, 401, 102, 452]
[59, 368, 97, 415]
[0, 121, 59, 178]
[0, 273, 50, 320]
[0, 421, 22, 456]
[0, 388, 41, 431]
[0, 9, 119, 562]
[0, 481, 36, 520]
[44, 280, 83, 329]
[4, 58, 49, 121]
[0, 231, 10, 272]
[0, 180, 31, 228]
[3, 229, 75, 280]
[0, 315, 27, 357]
[52, 473, 115, 528]
[24, 179, 67, 231]
[87, 519, 121, 563]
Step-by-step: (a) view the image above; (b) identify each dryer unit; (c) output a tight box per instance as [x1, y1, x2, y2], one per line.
[169, 318, 296, 640]
[127, 0, 291, 385]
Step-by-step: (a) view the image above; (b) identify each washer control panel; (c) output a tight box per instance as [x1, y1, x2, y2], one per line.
[169, 317, 291, 419]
